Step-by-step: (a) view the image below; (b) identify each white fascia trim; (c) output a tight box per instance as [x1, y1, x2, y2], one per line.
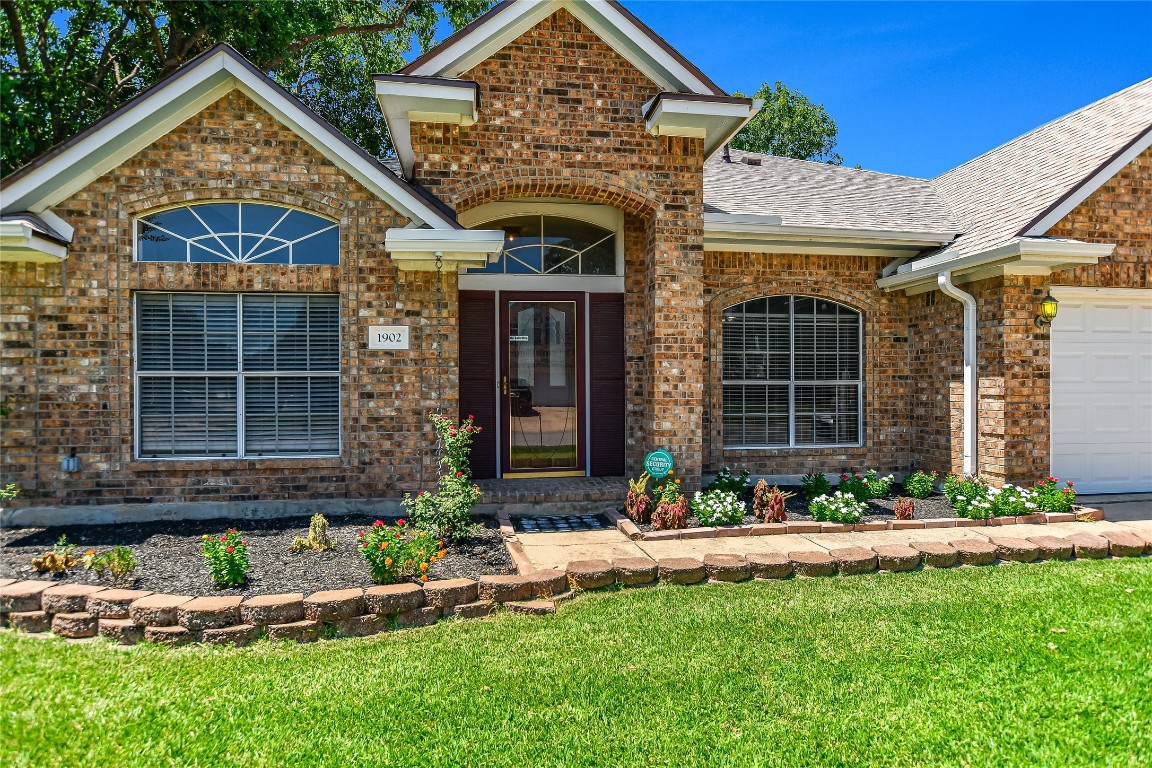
[644, 97, 760, 157]
[878, 238, 1116, 293]
[375, 80, 478, 179]
[1048, 286, 1152, 304]
[34, 209, 74, 242]
[1, 49, 458, 229]
[703, 214, 960, 249]
[0, 221, 68, 262]
[385, 227, 505, 271]
[1022, 127, 1152, 237]
[407, 0, 717, 95]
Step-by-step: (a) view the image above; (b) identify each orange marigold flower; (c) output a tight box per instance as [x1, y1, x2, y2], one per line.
[420, 562, 429, 572]
[385, 557, 393, 567]
[420, 575, 428, 583]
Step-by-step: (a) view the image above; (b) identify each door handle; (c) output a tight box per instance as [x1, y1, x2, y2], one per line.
[502, 376, 508, 395]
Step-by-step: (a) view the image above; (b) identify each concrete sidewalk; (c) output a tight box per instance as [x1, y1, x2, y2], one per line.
[516, 517, 1152, 571]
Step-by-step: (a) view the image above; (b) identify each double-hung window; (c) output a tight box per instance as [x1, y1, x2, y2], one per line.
[135, 293, 340, 458]
[722, 296, 862, 447]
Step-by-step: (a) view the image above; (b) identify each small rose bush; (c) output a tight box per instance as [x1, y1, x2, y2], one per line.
[358, 519, 446, 585]
[690, 489, 746, 526]
[839, 468, 895, 501]
[903, 470, 938, 500]
[944, 474, 992, 518]
[809, 491, 867, 523]
[403, 414, 484, 542]
[1033, 476, 1076, 514]
[201, 529, 250, 588]
[705, 467, 751, 497]
[800, 472, 831, 501]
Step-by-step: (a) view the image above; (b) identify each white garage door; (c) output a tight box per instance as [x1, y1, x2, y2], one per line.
[1050, 288, 1152, 494]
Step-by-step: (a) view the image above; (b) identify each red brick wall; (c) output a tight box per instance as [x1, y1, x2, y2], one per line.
[0, 91, 456, 506]
[407, 7, 709, 480]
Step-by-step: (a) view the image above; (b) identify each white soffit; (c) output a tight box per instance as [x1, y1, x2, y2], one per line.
[384, 227, 505, 271]
[402, 0, 724, 96]
[877, 238, 1116, 295]
[0, 221, 68, 262]
[374, 76, 479, 178]
[0, 46, 459, 230]
[644, 95, 760, 158]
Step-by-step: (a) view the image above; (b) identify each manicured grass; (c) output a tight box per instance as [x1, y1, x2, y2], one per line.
[3, 559, 1149, 767]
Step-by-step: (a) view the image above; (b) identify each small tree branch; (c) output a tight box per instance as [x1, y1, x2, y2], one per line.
[264, 0, 418, 70]
[1, 1, 31, 72]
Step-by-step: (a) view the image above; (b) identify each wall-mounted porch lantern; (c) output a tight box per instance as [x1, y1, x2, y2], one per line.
[1034, 291, 1059, 327]
[61, 448, 80, 473]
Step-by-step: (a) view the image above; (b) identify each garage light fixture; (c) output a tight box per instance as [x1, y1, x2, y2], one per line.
[1035, 291, 1059, 327]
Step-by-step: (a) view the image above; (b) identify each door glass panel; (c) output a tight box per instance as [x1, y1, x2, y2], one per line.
[507, 301, 578, 470]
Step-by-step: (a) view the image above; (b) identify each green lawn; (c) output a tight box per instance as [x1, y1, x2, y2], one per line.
[3, 559, 1149, 767]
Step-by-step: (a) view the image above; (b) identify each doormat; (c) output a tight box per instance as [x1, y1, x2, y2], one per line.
[514, 514, 612, 533]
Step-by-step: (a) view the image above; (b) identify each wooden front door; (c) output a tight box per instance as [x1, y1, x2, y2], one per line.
[500, 292, 585, 477]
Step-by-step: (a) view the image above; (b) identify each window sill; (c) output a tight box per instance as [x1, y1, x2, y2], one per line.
[127, 456, 344, 471]
[723, 444, 864, 452]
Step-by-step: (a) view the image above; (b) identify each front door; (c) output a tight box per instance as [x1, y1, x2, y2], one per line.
[500, 293, 585, 477]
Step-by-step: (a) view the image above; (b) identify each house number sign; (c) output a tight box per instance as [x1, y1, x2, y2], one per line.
[368, 325, 410, 350]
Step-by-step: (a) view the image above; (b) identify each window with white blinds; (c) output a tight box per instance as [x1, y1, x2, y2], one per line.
[722, 296, 862, 448]
[135, 293, 340, 458]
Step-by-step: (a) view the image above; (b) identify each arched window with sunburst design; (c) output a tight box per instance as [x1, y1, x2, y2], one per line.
[136, 203, 339, 265]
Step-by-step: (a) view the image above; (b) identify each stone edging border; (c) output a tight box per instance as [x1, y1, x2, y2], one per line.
[606, 507, 1106, 541]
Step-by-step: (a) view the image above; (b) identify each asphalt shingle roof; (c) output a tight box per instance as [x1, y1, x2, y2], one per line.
[932, 78, 1152, 257]
[703, 148, 963, 234]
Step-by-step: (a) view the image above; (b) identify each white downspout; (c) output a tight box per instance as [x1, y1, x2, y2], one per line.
[937, 272, 977, 475]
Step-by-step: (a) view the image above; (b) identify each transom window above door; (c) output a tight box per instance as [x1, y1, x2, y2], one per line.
[466, 215, 616, 275]
[136, 203, 339, 265]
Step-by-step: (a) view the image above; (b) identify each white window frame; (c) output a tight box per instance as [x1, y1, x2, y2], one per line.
[457, 201, 625, 293]
[722, 295, 864, 450]
[133, 291, 342, 461]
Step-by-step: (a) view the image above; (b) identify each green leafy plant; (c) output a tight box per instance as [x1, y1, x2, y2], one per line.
[705, 467, 751, 497]
[31, 535, 80, 574]
[893, 497, 916, 521]
[690, 489, 746, 526]
[403, 414, 484, 542]
[82, 546, 138, 587]
[358, 519, 444, 585]
[201, 529, 250, 588]
[839, 469, 895, 501]
[903, 470, 938, 500]
[944, 474, 992, 519]
[625, 472, 652, 524]
[988, 484, 1039, 518]
[289, 513, 336, 553]
[1033, 476, 1076, 514]
[800, 472, 831, 501]
[808, 491, 867, 524]
[752, 480, 793, 523]
[650, 473, 688, 530]
[0, 483, 20, 503]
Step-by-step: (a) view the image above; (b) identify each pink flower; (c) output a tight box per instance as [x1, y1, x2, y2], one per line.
[468, 414, 474, 420]
[228, 528, 236, 534]
[373, 519, 384, 527]
[456, 471, 464, 477]
[226, 546, 234, 553]
[358, 531, 364, 538]
[397, 518, 406, 526]
[219, 535, 227, 542]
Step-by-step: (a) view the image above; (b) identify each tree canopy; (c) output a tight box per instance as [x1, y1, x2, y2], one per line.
[0, 0, 493, 176]
[731, 81, 844, 165]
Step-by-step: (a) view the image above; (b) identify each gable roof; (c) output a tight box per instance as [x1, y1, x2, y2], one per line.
[933, 77, 1152, 258]
[704, 148, 963, 236]
[0, 44, 460, 229]
[401, 0, 726, 96]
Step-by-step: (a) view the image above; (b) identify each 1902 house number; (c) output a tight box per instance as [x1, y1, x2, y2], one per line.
[368, 325, 410, 350]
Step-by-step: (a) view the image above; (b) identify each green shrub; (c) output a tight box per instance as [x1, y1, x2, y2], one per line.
[705, 467, 751, 497]
[988, 484, 1039, 517]
[838, 469, 894, 501]
[690, 489, 746, 526]
[403, 414, 483, 542]
[82, 546, 137, 587]
[808, 491, 867, 523]
[1033, 476, 1076, 513]
[358, 519, 444, 585]
[943, 475, 992, 519]
[201, 529, 250, 588]
[800, 472, 831, 501]
[903, 470, 938, 499]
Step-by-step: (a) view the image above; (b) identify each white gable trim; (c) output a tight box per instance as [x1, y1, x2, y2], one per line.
[1, 47, 459, 229]
[1020, 124, 1152, 237]
[404, 0, 722, 95]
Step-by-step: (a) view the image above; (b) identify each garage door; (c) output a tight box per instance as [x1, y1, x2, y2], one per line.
[1050, 288, 1152, 494]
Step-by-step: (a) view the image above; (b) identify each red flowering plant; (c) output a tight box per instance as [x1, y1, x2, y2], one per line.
[200, 529, 250, 588]
[358, 519, 447, 585]
[402, 414, 484, 542]
[1033, 476, 1076, 514]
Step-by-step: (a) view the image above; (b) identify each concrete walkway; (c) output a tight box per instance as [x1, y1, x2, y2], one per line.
[517, 517, 1152, 571]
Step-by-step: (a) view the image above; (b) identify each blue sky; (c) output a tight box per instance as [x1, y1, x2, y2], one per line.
[626, 1, 1151, 178]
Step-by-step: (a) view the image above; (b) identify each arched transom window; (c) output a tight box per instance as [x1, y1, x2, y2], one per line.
[722, 296, 862, 447]
[466, 215, 616, 275]
[137, 203, 339, 265]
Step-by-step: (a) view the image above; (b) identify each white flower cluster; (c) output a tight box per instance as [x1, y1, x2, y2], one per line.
[956, 483, 1039, 518]
[809, 491, 867, 523]
[691, 489, 747, 526]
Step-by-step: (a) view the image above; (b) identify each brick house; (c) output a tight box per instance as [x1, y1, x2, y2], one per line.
[1, 0, 1148, 513]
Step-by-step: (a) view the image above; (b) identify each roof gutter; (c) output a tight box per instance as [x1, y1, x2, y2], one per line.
[937, 271, 977, 476]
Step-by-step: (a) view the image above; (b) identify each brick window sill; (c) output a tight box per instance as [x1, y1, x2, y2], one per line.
[126, 457, 346, 472]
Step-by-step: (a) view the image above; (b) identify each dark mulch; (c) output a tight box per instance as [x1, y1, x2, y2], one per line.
[636, 487, 958, 531]
[0, 514, 514, 597]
